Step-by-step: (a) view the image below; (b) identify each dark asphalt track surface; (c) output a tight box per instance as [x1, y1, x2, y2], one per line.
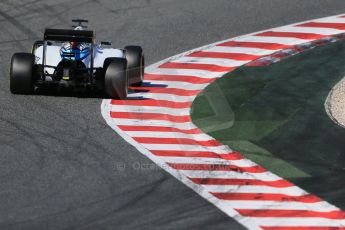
[1, 1, 345, 229]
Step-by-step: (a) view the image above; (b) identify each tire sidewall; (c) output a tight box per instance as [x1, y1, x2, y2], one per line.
[125, 46, 144, 85]
[104, 58, 128, 99]
[10, 53, 35, 94]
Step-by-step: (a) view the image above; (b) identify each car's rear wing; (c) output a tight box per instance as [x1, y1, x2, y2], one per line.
[44, 29, 94, 43]
[41, 28, 95, 76]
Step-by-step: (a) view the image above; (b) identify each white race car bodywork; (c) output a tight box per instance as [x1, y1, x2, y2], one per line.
[34, 45, 125, 74]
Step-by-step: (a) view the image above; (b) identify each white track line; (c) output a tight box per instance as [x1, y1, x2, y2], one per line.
[145, 68, 227, 78]
[221, 200, 339, 211]
[125, 131, 213, 140]
[111, 105, 191, 116]
[314, 17, 345, 23]
[232, 35, 313, 44]
[203, 185, 307, 196]
[141, 143, 231, 153]
[205, 46, 278, 55]
[273, 25, 343, 35]
[250, 218, 345, 227]
[127, 93, 196, 102]
[172, 56, 249, 67]
[181, 170, 284, 181]
[160, 157, 257, 167]
[143, 80, 209, 90]
[112, 119, 196, 129]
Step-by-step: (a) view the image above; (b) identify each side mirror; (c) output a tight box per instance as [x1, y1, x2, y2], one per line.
[101, 41, 111, 46]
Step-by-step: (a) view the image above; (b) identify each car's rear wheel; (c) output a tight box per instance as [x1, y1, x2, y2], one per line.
[125, 46, 144, 86]
[10, 53, 35, 94]
[104, 57, 128, 99]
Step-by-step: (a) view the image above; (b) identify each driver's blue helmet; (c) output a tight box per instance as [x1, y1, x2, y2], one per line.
[60, 26, 90, 61]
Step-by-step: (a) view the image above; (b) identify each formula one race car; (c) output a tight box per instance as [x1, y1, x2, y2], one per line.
[10, 19, 144, 99]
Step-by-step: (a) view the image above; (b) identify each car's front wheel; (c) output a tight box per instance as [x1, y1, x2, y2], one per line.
[103, 57, 128, 99]
[10, 53, 35, 94]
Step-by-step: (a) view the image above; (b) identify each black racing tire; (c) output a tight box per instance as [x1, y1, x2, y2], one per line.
[104, 57, 128, 99]
[10, 53, 35, 94]
[124, 45, 144, 86]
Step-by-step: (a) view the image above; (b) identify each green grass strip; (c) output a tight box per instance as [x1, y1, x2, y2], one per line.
[191, 41, 345, 208]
